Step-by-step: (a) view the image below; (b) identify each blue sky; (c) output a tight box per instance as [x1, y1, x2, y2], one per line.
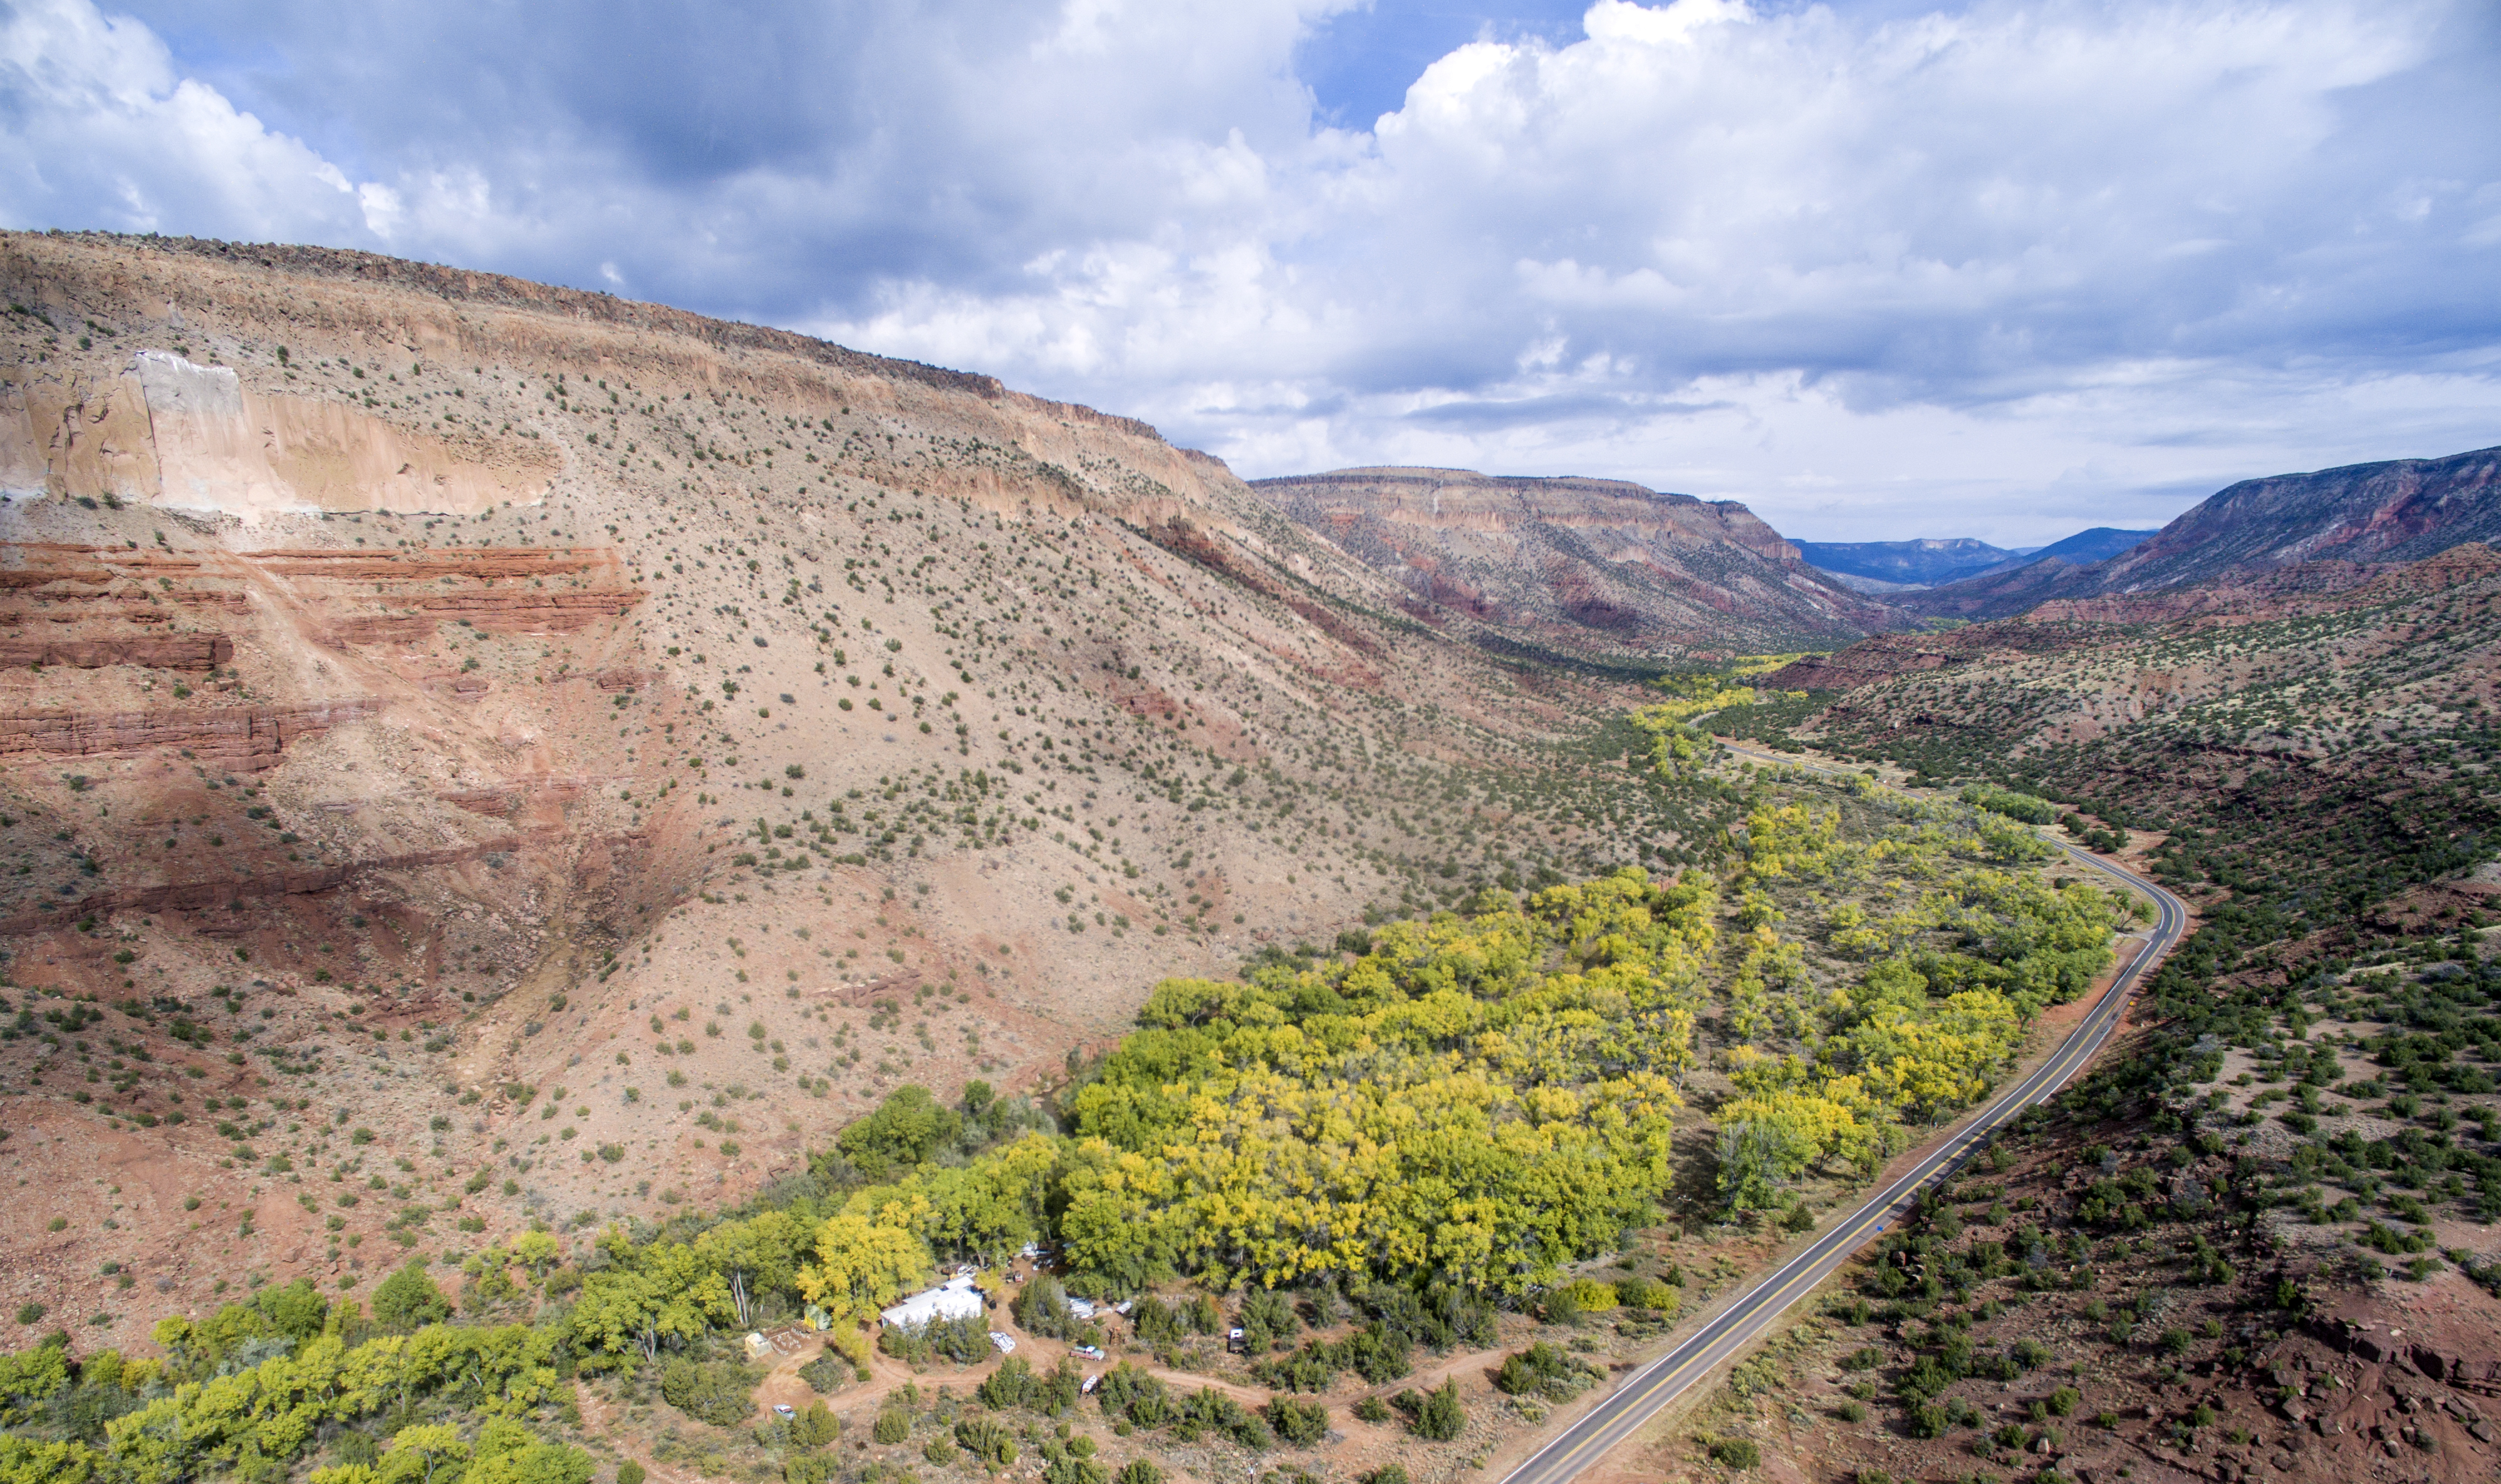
[3, 0, 2497, 544]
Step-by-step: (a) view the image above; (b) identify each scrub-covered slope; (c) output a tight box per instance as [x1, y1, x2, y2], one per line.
[0, 232, 1729, 1331]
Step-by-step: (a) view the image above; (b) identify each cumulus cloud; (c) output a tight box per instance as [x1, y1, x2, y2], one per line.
[2, 0, 2495, 541]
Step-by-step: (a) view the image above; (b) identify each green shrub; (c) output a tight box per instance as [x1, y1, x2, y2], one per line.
[371, 1262, 451, 1330]
[1613, 1277, 1680, 1311]
[954, 1415, 1018, 1468]
[1239, 1287, 1298, 1351]
[617, 1463, 645, 1484]
[789, 1401, 840, 1448]
[1410, 1380, 1464, 1441]
[1708, 1437, 1762, 1469]
[1014, 1274, 1076, 1339]
[1263, 1395, 1329, 1447]
[872, 1409, 910, 1445]
[660, 1357, 757, 1427]
[1560, 1277, 1620, 1312]
[1494, 1341, 1597, 1401]
[1096, 1362, 1172, 1429]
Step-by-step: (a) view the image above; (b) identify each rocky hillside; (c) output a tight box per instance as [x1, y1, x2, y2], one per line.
[1249, 466, 1896, 656]
[0, 232, 1732, 1330]
[1657, 546, 2501, 1484]
[1909, 445, 2501, 620]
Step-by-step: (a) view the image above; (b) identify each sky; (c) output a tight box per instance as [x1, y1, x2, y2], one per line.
[3, 0, 2497, 544]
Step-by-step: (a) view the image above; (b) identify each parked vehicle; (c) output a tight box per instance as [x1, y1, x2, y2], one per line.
[772, 1404, 796, 1419]
[1071, 1344, 1105, 1361]
[989, 1331, 1017, 1354]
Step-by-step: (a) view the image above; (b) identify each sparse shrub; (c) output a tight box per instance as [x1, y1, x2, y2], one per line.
[1409, 1379, 1464, 1441]
[954, 1415, 1017, 1469]
[798, 1353, 850, 1393]
[1707, 1436, 1762, 1469]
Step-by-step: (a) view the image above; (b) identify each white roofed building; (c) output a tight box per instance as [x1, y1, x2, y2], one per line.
[880, 1274, 985, 1330]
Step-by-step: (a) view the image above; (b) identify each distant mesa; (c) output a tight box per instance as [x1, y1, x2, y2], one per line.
[1798, 528, 2155, 593]
[1251, 465, 1900, 653]
[1794, 536, 2029, 589]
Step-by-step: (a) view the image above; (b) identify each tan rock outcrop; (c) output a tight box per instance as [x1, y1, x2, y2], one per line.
[0, 351, 553, 521]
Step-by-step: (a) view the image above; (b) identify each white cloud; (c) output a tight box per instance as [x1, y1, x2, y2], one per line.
[2, 0, 2494, 541]
[0, 0, 366, 240]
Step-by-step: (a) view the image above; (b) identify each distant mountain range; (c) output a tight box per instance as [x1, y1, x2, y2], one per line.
[1903, 445, 2501, 620]
[1798, 528, 2155, 591]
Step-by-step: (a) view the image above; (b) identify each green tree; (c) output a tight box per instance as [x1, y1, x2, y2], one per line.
[794, 1215, 927, 1322]
[836, 1086, 964, 1180]
[463, 1421, 593, 1484]
[380, 1426, 465, 1484]
[371, 1265, 452, 1332]
[695, 1210, 807, 1327]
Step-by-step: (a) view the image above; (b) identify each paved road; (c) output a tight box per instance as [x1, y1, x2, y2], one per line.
[1496, 741, 2188, 1484]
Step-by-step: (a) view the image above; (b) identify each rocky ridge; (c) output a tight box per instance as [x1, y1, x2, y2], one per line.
[1906, 445, 2501, 620]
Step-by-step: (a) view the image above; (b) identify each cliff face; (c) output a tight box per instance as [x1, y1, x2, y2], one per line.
[0, 232, 1703, 1322]
[1907, 446, 2501, 620]
[1251, 466, 1900, 654]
